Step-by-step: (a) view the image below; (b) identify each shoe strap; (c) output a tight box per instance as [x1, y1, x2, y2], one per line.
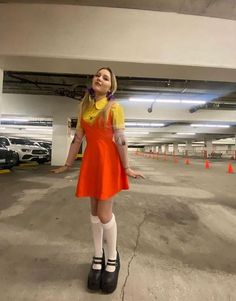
[107, 258, 116, 262]
[107, 258, 118, 266]
[107, 262, 118, 266]
[93, 256, 103, 264]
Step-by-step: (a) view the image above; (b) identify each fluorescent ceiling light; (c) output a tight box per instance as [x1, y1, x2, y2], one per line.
[129, 98, 206, 104]
[125, 122, 164, 127]
[129, 98, 155, 102]
[125, 122, 138, 126]
[150, 123, 164, 126]
[125, 131, 149, 135]
[176, 132, 196, 135]
[181, 100, 206, 104]
[0, 118, 30, 122]
[25, 128, 52, 131]
[138, 122, 164, 127]
[142, 140, 162, 143]
[190, 124, 230, 128]
[156, 99, 181, 103]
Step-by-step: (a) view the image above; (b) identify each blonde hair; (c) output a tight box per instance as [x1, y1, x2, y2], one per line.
[78, 67, 117, 126]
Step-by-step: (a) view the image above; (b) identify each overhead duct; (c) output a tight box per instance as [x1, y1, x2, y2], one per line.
[189, 101, 236, 113]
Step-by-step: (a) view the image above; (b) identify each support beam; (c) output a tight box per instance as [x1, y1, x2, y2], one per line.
[0, 69, 3, 121]
[185, 140, 193, 157]
[206, 140, 213, 158]
[173, 142, 178, 156]
[52, 116, 72, 166]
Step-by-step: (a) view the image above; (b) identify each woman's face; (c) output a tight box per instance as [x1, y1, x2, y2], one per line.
[92, 69, 112, 97]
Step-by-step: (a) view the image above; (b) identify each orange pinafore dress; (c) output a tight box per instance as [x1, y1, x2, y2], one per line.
[75, 105, 129, 200]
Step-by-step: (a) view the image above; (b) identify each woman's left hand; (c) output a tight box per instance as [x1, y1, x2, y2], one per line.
[125, 168, 145, 179]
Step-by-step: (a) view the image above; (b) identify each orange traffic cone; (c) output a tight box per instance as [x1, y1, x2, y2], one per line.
[174, 156, 178, 163]
[185, 158, 190, 165]
[227, 163, 234, 173]
[205, 160, 210, 169]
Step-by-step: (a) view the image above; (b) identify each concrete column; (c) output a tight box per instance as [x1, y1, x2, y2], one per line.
[235, 134, 236, 160]
[163, 144, 168, 154]
[51, 115, 72, 166]
[206, 140, 213, 158]
[0, 69, 3, 122]
[173, 142, 178, 156]
[227, 144, 233, 159]
[157, 145, 162, 154]
[185, 140, 193, 157]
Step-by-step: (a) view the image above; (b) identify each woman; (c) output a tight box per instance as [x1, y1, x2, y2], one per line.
[52, 67, 144, 294]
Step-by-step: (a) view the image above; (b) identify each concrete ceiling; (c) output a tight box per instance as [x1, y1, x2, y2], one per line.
[1, 1, 236, 146]
[1, 0, 236, 21]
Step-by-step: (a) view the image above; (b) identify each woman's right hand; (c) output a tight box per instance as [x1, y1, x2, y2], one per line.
[50, 165, 70, 174]
[125, 168, 145, 179]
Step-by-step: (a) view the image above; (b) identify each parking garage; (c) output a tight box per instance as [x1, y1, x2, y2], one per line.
[0, 1, 236, 300]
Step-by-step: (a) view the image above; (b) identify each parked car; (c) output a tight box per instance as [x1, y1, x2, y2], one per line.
[31, 140, 52, 161]
[0, 143, 18, 169]
[0, 136, 50, 163]
[33, 141, 52, 150]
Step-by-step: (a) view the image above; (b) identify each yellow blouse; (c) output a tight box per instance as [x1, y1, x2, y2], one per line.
[76, 97, 125, 130]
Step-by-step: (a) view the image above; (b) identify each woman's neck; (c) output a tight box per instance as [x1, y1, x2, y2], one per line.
[95, 94, 106, 101]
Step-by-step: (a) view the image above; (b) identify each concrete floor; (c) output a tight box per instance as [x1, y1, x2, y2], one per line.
[0, 155, 236, 301]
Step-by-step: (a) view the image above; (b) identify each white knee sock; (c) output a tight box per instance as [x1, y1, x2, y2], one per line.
[90, 214, 103, 270]
[102, 214, 117, 272]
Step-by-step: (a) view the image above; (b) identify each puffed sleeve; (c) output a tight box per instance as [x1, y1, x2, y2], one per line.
[110, 102, 125, 130]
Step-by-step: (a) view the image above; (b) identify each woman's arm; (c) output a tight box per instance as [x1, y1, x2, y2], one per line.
[114, 129, 144, 179]
[51, 128, 84, 173]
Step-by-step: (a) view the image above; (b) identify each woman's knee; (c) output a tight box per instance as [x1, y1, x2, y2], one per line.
[98, 214, 112, 224]
[96, 198, 113, 223]
[97, 209, 113, 224]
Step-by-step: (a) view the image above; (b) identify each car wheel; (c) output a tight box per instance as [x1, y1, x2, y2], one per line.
[15, 154, 20, 165]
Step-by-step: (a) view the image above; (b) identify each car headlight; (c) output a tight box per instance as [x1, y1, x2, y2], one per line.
[21, 149, 31, 152]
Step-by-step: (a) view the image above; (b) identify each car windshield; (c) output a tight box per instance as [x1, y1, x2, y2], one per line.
[9, 138, 35, 145]
[39, 142, 51, 148]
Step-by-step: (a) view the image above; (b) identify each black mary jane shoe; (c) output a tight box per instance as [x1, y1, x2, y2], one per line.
[101, 251, 120, 294]
[87, 251, 105, 291]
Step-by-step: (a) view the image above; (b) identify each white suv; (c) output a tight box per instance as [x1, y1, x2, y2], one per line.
[0, 136, 49, 163]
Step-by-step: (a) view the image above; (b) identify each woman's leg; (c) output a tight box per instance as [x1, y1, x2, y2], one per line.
[90, 197, 103, 269]
[97, 199, 117, 272]
[90, 197, 98, 216]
